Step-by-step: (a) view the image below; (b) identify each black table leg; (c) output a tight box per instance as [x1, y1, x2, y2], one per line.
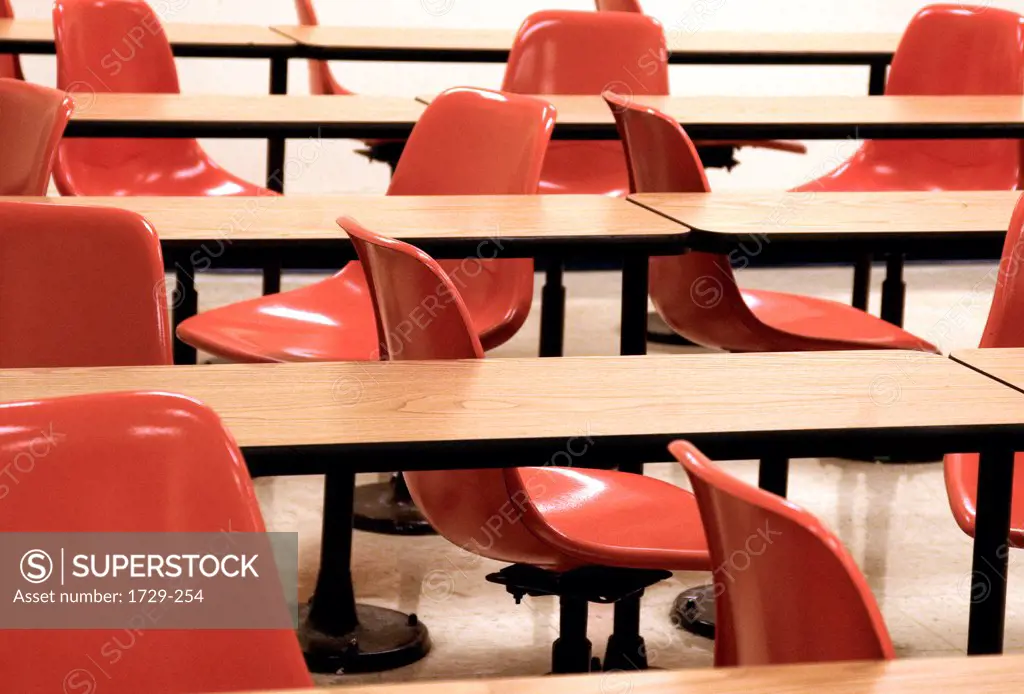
[673, 456, 790, 637]
[966, 448, 1015, 656]
[300, 471, 431, 674]
[539, 260, 566, 358]
[852, 255, 872, 311]
[868, 61, 888, 96]
[262, 260, 282, 296]
[266, 55, 288, 193]
[880, 253, 906, 327]
[621, 257, 649, 356]
[353, 472, 435, 536]
[172, 263, 198, 365]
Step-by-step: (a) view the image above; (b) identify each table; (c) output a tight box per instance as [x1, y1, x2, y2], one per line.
[0, 19, 297, 194]
[629, 190, 1018, 327]
[953, 349, 1024, 391]
[272, 25, 898, 70]
[246, 653, 1024, 694]
[8, 194, 686, 362]
[2, 351, 1021, 661]
[416, 94, 1024, 141]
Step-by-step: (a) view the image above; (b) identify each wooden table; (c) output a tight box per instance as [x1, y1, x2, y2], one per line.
[418, 94, 1024, 141]
[8, 194, 685, 361]
[0, 19, 297, 193]
[243, 653, 1024, 693]
[2, 351, 1021, 657]
[629, 190, 1019, 327]
[953, 348, 1024, 393]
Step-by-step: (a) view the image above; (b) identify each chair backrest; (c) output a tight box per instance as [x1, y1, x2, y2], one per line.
[0, 79, 74, 194]
[0, 0, 24, 79]
[875, 4, 1024, 179]
[502, 10, 668, 95]
[51, 0, 203, 194]
[292, 0, 350, 95]
[0, 391, 312, 693]
[343, 217, 576, 567]
[977, 192, 1024, 348]
[595, 0, 644, 12]
[383, 87, 555, 349]
[0, 201, 174, 367]
[670, 440, 895, 666]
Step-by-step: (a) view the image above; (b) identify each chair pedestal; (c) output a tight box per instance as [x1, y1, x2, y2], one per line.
[301, 472, 431, 674]
[487, 563, 670, 674]
[353, 473, 436, 536]
[670, 585, 716, 639]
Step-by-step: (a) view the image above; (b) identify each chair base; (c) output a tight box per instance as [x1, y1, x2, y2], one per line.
[299, 603, 431, 675]
[353, 474, 436, 536]
[487, 564, 671, 674]
[696, 145, 739, 171]
[670, 585, 716, 639]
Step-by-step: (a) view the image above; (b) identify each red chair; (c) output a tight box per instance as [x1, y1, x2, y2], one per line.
[0, 0, 24, 80]
[177, 87, 549, 362]
[344, 215, 710, 673]
[671, 441, 895, 666]
[51, 0, 272, 198]
[0, 391, 312, 693]
[605, 92, 938, 353]
[946, 192, 1024, 548]
[797, 5, 1024, 193]
[0, 201, 173, 367]
[595, 0, 643, 11]
[0, 79, 74, 195]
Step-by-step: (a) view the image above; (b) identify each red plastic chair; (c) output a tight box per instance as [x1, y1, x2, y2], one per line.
[797, 5, 1024, 193]
[0, 201, 173, 367]
[0, 391, 312, 693]
[595, 0, 644, 11]
[0, 79, 74, 195]
[605, 92, 938, 353]
[177, 87, 550, 362]
[51, 0, 272, 197]
[293, 0, 350, 96]
[945, 192, 1024, 547]
[343, 215, 710, 672]
[502, 10, 668, 196]
[0, 0, 24, 80]
[671, 441, 894, 666]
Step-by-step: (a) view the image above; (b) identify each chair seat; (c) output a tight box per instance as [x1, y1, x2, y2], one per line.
[946, 452, 1024, 548]
[56, 140, 272, 197]
[538, 141, 629, 195]
[177, 263, 521, 362]
[514, 467, 710, 571]
[743, 288, 938, 352]
[793, 141, 1021, 193]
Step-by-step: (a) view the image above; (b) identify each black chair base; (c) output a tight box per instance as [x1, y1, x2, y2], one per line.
[487, 563, 671, 674]
[299, 603, 430, 675]
[670, 584, 716, 639]
[353, 474, 436, 536]
[646, 312, 698, 347]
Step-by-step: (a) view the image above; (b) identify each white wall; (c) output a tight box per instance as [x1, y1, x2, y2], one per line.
[15, 0, 1024, 195]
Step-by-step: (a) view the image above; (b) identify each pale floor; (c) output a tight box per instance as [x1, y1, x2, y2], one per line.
[187, 261, 1020, 685]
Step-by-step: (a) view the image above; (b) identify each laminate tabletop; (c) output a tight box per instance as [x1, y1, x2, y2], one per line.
[629, 190, 1019, 251]
[272, 25, 899, 64]
[237, 654, 1024, 694]
[953, 349, 1024, 394]
[2, 353, 1022, 456]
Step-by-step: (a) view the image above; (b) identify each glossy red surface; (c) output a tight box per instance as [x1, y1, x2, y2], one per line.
[51, 0, 271, 197]
[946, 192, 1024, 547]
[672, 441, 895, 666]
[0, 79, 73, 195]
[595, 0, 644, 11]
[0, 201, 173, 368]
[796, 5, 1024, 193]
[0, 0, 23, 79]
[293, 0, 352, 96]
[503, 10, 669, 196]
[347, 216, 709, 572]
[177, 87, 551, 362]
[606, 91, 938, 353]
[0, 391, 312, 693]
